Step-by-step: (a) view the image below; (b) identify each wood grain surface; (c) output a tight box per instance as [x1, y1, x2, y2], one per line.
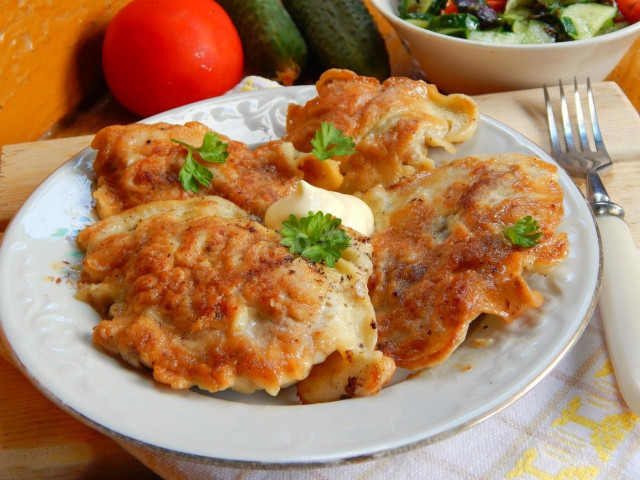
[0, 356, 160, 480]
[0, 0, 134, 148]
[607, 36, 640, 112]
[1, 82, 639, 479]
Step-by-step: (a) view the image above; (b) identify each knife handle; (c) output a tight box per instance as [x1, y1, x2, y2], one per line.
[597, 214, 640, 414]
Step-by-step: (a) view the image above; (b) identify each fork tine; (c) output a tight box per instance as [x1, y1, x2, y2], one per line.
[543, 84, 562, 154]
[587, 78, 606, 151]
[559, 79, 576, 151]
[573, 78, 590, 152]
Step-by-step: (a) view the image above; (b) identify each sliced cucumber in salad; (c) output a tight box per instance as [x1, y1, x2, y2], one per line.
[524, 20, 556, 43]
[468, 30, 526, 42]
[467, 20, 554, 43]
[504, 0, 534, 12]
[511, 18, 530, 33]
[560, 3, 618, 40]
[397, 0, 635, 44]
[430, 13, 481, 36]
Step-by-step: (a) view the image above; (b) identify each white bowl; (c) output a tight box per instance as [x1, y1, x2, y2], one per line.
[370, 0, 640, 94]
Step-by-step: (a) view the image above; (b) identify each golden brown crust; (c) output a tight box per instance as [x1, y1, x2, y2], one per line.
[297, 350, 396, 404]
[91, 121, 303, 219]
[285, 69, 479, 193]
[76, 198, 378, 396]
[359, 154, 569, 370]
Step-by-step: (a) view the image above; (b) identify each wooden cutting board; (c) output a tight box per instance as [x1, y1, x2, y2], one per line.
[1, 82, 639, 480]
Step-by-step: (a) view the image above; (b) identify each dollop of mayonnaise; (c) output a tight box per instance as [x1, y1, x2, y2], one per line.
[264, 181, 374, 236]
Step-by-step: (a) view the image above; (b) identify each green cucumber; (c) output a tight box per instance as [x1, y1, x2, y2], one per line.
[502, 7, 533, 23]
[283, 0, 390, 80]
[217, 0, 308, 85]
[407, 18, 432, 28]
[504, 0, 534, 13]
[467, 30, 526, 43]
[560, 3, 618, 40]
[512, 19, 530, 33]
[558, 0, 584, 6]
[523, 20, 556, 43]
[429, 13, 480, 37]
[597, 20, 631, 35]
[399, 0, 431, 15]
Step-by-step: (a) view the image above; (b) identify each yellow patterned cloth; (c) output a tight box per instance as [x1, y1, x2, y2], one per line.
[118, 78, 640, 480]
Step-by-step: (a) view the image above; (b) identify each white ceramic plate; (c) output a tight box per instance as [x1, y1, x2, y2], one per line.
[0, 86, 600, 467]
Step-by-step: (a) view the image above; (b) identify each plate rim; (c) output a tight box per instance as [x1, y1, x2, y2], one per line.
[0, 86, 602, 468]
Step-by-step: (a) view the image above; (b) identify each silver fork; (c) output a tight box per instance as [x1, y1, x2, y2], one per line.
[544, 79, 640, 414]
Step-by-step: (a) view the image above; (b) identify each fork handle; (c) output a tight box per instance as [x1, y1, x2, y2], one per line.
[597, 214, 640, 414]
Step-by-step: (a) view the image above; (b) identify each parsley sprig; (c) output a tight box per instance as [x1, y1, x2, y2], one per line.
[281, 211, 351, 267]
[172, 132, 229, 192]
[503, 216, 543, 248]
[311, 122, 356, 161]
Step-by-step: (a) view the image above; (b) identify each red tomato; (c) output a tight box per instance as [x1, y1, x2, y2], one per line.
[102, 0, 244, 117]
[487, 0, 507, 12]
[442, 0, 458, 14]
[618, 0, 640, 23]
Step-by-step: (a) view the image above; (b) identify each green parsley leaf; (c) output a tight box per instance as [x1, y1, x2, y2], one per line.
[178, 150, 213, 193]
[280, 211, 351, 267]
[310, 122, 356, 161]
[172, 132, 229, 192]
[503, 216, 543, 248]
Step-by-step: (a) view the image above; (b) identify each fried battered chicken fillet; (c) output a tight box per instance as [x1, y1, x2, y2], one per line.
[91, 121, 306, 219]
[76, 196, 392, 398]
[359, 154, 569, 370]
[285, 69, 479, 193]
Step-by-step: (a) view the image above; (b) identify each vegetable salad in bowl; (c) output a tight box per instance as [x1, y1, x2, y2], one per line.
[398, 0, 638, 43]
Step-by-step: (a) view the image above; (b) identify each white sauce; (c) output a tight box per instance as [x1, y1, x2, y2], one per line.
[264, 181, 374, 236]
